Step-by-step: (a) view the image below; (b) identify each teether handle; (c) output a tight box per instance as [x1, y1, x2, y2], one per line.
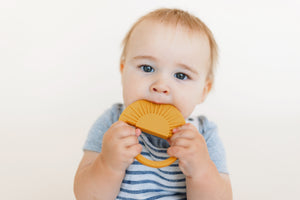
[135, 154, 177, 168]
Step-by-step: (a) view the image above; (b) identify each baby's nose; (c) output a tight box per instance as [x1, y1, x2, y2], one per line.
[152, 87, 168, 94]
[150, 81, 169, 94]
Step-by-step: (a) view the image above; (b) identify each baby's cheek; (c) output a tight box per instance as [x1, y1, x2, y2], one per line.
[177, 101, 195, 119]
[123, 87, 144, 107]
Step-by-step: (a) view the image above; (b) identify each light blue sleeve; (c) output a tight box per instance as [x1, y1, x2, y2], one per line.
[198, 116, 229, 174]
[83, 104, 122, 152]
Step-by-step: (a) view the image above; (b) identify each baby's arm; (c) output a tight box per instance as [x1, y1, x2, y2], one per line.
[185, 165, 232, 199]
[73, 151, 123, 199]
[74, 121, 142, 200]
[168, 123, 232, 200]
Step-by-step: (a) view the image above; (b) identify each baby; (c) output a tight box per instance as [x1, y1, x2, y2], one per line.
[74, 8, 232, 200]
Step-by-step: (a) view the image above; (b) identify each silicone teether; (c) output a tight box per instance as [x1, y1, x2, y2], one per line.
[119, 99, 185, 168]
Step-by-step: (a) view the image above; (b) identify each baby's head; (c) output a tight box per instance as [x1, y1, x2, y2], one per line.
[119, 8, 218, 119]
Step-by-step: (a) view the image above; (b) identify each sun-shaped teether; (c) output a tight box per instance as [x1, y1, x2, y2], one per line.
[119, 99, 185, 168]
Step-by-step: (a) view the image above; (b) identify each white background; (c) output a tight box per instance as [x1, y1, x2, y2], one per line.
[1, 0, 299, 199]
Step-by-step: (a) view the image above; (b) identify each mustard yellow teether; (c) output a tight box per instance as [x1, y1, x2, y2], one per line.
[119, 99, 185, 168]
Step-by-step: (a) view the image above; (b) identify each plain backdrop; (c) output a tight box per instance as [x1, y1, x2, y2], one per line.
[1, 0, 299, 199]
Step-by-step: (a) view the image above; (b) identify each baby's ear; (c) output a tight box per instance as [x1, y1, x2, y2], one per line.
[120, 63, 124, 73]
[199, 79, 212, 104]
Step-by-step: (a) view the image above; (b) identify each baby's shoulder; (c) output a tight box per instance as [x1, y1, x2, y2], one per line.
[92, 103, 124, 127]
[111, 102, 124, 115]
[187, 115, 218, 136]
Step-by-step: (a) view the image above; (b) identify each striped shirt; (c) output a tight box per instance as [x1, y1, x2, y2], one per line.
[83, 103, 228, 199]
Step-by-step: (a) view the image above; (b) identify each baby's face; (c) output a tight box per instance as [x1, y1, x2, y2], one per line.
[121, 19, 211, 119]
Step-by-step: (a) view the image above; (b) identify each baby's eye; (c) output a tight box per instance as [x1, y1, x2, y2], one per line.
[174, 72, 188, 80]
[140, 65, 154, 73]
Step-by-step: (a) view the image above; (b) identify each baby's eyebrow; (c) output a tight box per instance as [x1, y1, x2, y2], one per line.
[133, 55, 156, 61]
[177, 63, 199, 75]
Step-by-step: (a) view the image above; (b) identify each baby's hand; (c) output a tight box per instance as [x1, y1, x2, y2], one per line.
[167, 123, 211, 178]
[100, 121, 142, 174]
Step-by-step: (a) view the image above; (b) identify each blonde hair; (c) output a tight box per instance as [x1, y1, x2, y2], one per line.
[120, 8, 218, 83]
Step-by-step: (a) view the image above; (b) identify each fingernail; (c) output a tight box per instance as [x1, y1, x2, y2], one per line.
[135, 128, 141, 136]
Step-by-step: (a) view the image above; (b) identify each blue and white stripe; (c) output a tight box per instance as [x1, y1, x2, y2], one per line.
[116, 132, 189, 200]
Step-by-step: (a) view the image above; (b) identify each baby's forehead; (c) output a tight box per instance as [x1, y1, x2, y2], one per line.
[130, 19, 209, 48]
[127, 20, 211, 72]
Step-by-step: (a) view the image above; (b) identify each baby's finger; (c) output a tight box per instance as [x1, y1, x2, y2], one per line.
[135, 128, 142, 137]
[167, 146, 186, 159]
[111, 120, 128, 128]
[170, 130, 194, 142]
[171, 137, 192, 148]
[173, 123, 198, 133]
[121, 135, 140, 148]
[170, 132, 195, 145]
[113, 121, 137, 138]
[127, 143, 143, 158]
